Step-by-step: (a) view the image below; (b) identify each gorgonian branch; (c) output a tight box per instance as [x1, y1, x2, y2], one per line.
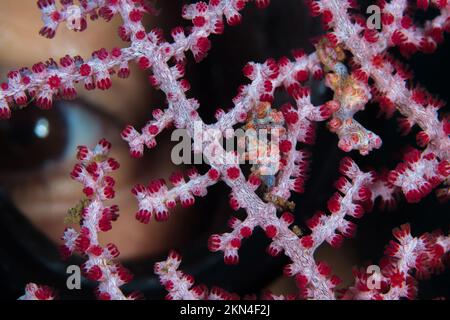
[62, 139, 137, 300]
[7, 0, 450, 300]
[343, 223, 450, 300]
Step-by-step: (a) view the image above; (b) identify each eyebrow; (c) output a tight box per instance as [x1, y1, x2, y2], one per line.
[1, 60, 128, 125]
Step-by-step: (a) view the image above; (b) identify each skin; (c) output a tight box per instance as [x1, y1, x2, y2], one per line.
[0, 1, 200, 260]
[0, 2, 357, 291]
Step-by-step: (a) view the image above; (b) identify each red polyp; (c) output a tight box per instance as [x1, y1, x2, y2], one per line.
[11, 0, 450, 301]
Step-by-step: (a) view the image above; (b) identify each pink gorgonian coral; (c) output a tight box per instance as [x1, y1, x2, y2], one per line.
[1, 0, 448, 300]
[63, 139, 138, 300]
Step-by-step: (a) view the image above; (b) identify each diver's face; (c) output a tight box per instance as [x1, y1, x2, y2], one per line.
[0, 1, 196, 260]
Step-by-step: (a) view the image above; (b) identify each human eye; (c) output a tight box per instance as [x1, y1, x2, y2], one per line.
[0, 98, 123, 187]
